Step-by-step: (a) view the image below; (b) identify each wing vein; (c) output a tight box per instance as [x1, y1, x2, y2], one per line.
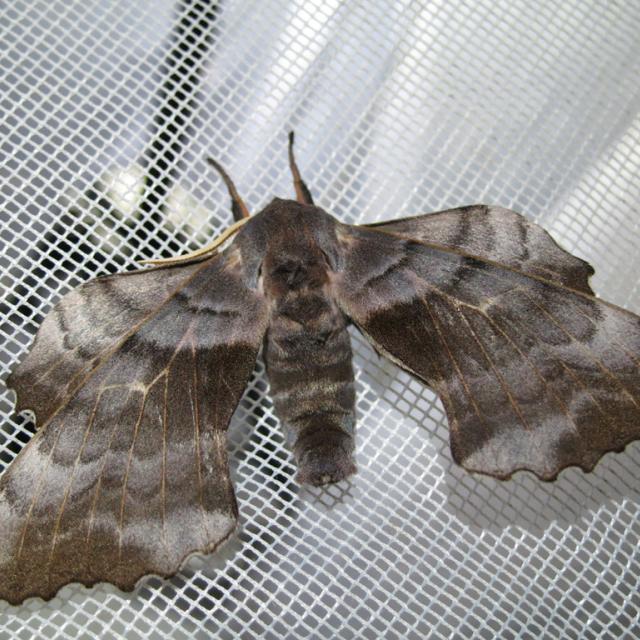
[491, 311, 611, 420]
[14, 423, 66, 564]
[161, 371, 169, 557]
[84, 389, 134, 553]
[410, 321, 461, 434]
[454, 303, 533, 433]
[190, 333, 209, 541]
[420, 294, 494, 438]
[31, 345, 80, 387]
[365, 226, 596, 298]
[116, 386, 151, 563]
[466, 305, 583, 439]
[520, 292, 639, 409]
[46, 387, 106, 576]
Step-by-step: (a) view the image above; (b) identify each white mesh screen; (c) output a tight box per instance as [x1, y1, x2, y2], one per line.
[2, 0, 640, 637]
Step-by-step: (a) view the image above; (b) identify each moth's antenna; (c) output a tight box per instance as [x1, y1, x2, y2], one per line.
[288, 131, 314, 205]
[206, 157, 251, 222]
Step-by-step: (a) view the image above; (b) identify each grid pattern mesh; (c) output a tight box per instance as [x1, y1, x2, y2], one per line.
[1, 1, 640, 638]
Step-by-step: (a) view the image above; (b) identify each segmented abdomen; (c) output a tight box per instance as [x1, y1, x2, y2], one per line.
[265, 290, 356, 485]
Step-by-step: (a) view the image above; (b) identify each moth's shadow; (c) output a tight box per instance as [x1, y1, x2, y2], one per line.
[440, 442, 640, 537]
[353, 332, 640, 538]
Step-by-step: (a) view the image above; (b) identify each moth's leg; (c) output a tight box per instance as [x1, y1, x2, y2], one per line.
[206, 157, 251, 221]
[287, 131, 314, 205]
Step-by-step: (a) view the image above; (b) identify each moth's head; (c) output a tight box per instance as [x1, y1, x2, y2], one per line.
[210, 132, 344, 289]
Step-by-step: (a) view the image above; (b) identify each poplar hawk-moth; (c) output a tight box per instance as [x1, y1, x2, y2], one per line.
[1, 133, 639, 604]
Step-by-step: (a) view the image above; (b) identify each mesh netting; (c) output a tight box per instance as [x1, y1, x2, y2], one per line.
[1, 0, 640, 637]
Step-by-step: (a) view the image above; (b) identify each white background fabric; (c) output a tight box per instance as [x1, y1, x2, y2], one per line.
[1, 1, 639, 637]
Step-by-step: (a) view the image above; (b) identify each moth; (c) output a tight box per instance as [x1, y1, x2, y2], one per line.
[1, 133, 639, 605]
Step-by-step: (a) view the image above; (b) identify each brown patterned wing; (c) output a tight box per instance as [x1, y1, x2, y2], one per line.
[1, 248, 268, 604]
[366, 205, 595, 293]
[334, 224, 640, 480]
[7, 260, 214, 425]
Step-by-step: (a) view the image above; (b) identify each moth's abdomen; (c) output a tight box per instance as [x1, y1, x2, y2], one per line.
[265, 290, 356, 486]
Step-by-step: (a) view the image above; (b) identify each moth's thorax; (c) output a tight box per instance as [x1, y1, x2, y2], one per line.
[234, 197, 344, 291]
[262, 247, 330, 300]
